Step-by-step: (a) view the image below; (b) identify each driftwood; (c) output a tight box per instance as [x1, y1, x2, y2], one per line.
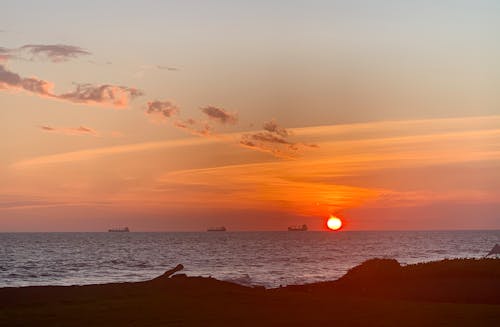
[152, 264, 184, 281]
[485, 244, 500, 257]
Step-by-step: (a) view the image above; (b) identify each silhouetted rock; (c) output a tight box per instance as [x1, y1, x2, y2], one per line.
[1, 259, 499, 326]
[339, 258, 402, 282]
[171, 273, 187, 278]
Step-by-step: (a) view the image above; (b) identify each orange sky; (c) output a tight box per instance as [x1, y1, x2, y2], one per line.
[1, 1, 499, 231]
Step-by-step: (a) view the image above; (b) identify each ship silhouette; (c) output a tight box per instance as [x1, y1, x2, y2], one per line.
[288, 224, 307, 231]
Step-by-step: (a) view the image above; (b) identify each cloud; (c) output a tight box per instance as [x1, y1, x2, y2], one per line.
[200, 106, 238, 125]
[134, 64, 179, 78]
[263, 120, 289, 137]
[157, 65, 178, 71]
[239, 120, 317, 158]
[245, 132, 291, 145]
[39, 125, 98, 136]
[141, 102, 310, 157]
[240, 132, 298, 159]
[58, 84, 143, 108]
[174, 119, 213, 137]
[21, 77, 54, 95]
[0, 65, 54, 96]
[12, 137, 225, 168]
[173, 119, 195, 129]
[19, 44, 91, 62]
[142, 98, 217, 137]
[13, 115, 500, 169]
[0, 47, 10, 63]
[0, 65, 142, 108]
[0, 65, 21, 85]
[146, 100, 179, 119]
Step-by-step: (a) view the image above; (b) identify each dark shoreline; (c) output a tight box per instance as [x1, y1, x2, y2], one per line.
[1, 258, 499, 326]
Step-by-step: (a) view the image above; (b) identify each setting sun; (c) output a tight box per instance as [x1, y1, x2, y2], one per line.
[327, 216, 343, 231]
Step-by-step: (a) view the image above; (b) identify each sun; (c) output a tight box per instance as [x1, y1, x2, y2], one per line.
[327, 216, 343, 231]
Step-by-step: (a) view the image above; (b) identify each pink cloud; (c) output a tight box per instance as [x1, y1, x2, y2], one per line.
[0, 65, 142, 108]
[59, 84, 143, 108]
[0, 65, 55, 97]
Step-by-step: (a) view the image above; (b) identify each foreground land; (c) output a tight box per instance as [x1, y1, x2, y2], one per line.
[0, 258, 499, 326]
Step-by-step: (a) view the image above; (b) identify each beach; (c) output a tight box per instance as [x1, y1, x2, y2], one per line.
[1, 258, 498, 326]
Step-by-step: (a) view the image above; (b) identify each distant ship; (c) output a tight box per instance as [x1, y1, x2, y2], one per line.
[108, 227, 130, 232]
[288, 224, 307, 231]
[207, 226, 226, 232]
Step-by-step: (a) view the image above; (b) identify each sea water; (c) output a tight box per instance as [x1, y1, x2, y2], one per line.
[0, 230, 498, 288]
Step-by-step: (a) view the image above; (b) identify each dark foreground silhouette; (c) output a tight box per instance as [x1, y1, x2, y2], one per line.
[0, 258, 499, 326]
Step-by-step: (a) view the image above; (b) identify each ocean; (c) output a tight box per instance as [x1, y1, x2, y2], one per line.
[0, 230, 498, 288]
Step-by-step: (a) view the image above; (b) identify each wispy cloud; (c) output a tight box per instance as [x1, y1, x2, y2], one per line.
[240, 132, 297, 159]
[143, 101, 227, 137]
[158, 162, 381, 213]
[240, 120, 317, 158]
[173, 119, 213, 137]
[0, 47, 10, 63]
[244, 132, 291, 145]
[144, 100, 214, 136]
[19, 44, 91, 62]
[16, 116, 499, 169]
[1, 44, 91, 63]
[157, 65, 178, 71]
[263, 119, 289, 137]
[134, 64, 179, 78]
[200, 106, 238, 125]
[12, 137, 227, 169]
[0, 65, 142, 108]
[39, 125, 98, 136]
[142, 106, 308, 157]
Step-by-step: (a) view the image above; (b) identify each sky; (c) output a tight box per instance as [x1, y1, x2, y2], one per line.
[1, 0, 499, 231]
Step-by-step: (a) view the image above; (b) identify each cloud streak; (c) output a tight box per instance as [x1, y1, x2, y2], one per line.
[19, 44, 91, 62]
[39, 125, 98, 136]
[173, 119, 213, 136]
[157, 65, 178, 71]
[11, 115, 500, 169]
[12, 137, 226, 169]
[134, 65, 179, 78]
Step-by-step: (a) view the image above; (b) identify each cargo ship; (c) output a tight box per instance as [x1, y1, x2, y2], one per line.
[207, 226, 226, 232]
[288, 224, 307, 231]
[108, 227, 130, 232]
